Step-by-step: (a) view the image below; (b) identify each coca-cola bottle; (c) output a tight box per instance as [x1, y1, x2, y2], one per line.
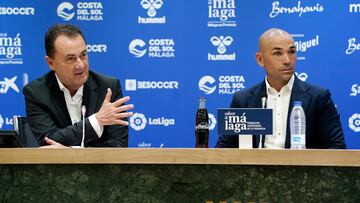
[195, 97, 209, 148]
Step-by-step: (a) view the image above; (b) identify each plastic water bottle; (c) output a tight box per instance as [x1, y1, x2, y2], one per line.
[290, 101, 306, 149]
[195, 97, 209, 148]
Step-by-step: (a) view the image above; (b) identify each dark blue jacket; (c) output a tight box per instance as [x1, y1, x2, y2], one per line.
[216, 76, 346, 149]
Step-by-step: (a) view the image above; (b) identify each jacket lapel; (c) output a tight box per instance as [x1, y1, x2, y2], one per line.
[48, 72, 72, 126]
[250, 80, 267, 108]
[82, 73, 99, 117]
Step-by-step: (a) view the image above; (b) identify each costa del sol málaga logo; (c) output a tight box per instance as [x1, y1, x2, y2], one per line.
[57, 2, 75, 21]
[130, 113, 147, 131]
[141, 0, 163, 17]
[199, 76, 216, 95]
[129, 39, 147, 58]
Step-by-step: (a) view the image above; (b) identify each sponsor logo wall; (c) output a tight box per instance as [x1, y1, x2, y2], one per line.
[1, 1, 359, 148]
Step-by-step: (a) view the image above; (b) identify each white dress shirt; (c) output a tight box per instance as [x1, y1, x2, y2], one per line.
[264, 75, 294, 149]
[55, 74, 103, 138]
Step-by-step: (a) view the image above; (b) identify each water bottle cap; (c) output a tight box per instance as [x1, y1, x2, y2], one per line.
[199, 97, 206, 109]
[294, 101, 302, 106]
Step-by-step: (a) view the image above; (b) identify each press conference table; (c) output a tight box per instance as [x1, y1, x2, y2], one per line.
[1, 148, 360, 202]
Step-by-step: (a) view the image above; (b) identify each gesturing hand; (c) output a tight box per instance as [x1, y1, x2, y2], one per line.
[95, 88, 134, 126]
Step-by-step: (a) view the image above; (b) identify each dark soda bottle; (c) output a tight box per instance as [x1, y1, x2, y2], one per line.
[195, 97, 209, 148]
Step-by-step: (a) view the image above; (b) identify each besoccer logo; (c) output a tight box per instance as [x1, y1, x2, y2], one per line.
[141, 0, 163, 17]
[0, 114, 4, 129]
[349, 113, 360, 132]
[130, 113, 147, 131]
[57, 2, 75, 21]
[125, 79, 137, 91]
[129, 39, 147, 58]
[210, 36, 233, 54]
[208, 113, 217, 130]
[199, 76, 216, 95]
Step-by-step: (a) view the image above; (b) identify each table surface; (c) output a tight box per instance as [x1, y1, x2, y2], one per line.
[0, 148, 359, 166]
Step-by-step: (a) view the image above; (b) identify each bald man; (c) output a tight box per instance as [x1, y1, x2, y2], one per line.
[216, 28, 346, 149]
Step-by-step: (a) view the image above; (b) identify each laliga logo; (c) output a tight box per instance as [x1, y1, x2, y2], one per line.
[141, 0, 163, 17]
[295, 72, 308, 82]
[210, 36, 233, 54]
[0, 114, 3, 129]
[129, 39, 147, 58]
[349, 113, 360, 132]
[199, 76, 216, 95]
[130, 113, 147, 131]
[208, 113, 217, 130]
[57, 2, 75, 21]
[0, 76, 19, 94]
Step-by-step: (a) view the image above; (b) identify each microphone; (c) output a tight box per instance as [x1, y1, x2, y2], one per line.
[261, 96, 267, 109]
[259, 95, 267, 148]
[81, 105, 86, 148]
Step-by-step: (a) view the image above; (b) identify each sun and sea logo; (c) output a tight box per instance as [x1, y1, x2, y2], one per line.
[57, 2, 74, 21]
[295, 72, 308, 82]
[129, 38, 175, 58]
[199, 75, 245, 95]
[57, 2, 103, 21]
[199, 75, 217, 95]
[129, 39, 147, 58]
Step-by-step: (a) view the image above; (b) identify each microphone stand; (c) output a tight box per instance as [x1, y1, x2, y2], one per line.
[81, 105, 86, 148]
[260, 96, 267, 148]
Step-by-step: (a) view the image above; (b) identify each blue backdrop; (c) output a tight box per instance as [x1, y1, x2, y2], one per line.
[0, 0, 359, 148]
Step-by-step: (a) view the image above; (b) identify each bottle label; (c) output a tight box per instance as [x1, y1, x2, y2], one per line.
[196, 123, 209, 130]
[291, 134, 305, 144]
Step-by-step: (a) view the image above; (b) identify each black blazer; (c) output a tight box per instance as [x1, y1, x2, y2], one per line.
[23, 70, 128, 147]
[216, 76, 346, 149]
